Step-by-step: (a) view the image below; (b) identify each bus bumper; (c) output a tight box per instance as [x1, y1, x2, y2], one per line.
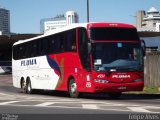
[90, 82, 144, 93]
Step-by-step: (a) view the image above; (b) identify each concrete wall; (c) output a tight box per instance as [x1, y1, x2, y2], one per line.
[144, 52, 160, 87]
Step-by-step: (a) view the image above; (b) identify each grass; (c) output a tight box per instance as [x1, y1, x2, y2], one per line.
[143, 86, 160, 94]
[124, 86, 160, 94]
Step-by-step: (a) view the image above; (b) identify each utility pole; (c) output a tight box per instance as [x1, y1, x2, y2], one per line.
[87, 0, 89, 22]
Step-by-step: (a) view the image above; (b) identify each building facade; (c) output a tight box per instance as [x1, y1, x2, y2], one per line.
[40, 11, 79, 34]
[0, 7, 10, 35]
[136, 10, 146, 29]
[136, 7, 160, 32]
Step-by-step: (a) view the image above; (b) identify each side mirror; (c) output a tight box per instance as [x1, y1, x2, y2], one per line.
[141, 39, 146, 56]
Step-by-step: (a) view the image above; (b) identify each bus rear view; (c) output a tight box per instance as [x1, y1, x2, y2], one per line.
[88, 23, 144, 98]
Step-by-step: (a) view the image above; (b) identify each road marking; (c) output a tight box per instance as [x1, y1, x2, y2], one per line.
[80, 101, 105, 104]
[0, 92, 17, 97]
[35, 102, 55, 106]
[101, 104, 140, 107]
[144, 106, 160, 109]
[127, 107, 151, 113]
[82, 104, 99, 109]
[0, 101, 19, 105]
[0, 100, 159, 113]
[0, 92, 9, 96]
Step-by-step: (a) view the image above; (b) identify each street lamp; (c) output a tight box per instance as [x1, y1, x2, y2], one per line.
[87, 0, 89, 22]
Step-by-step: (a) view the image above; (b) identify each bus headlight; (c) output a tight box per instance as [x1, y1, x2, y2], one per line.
[86, 74, 91, 81]
[94, 79, 109, 84]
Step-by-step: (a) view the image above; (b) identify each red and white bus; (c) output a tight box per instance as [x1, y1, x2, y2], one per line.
[12, 22, 144, 98]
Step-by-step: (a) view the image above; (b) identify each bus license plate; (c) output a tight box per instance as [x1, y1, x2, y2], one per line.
[118, 86, 126, 90]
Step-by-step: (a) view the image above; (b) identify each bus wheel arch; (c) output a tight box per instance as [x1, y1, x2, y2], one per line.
[68, 76, 79, 98]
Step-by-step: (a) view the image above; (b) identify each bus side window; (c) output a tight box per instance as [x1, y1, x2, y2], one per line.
[60, 32, 65, 52]
[37, 39, 42, 56]
[29, 43, 33, 57]
[19, 46, 24, 59]
[70, 29, 76, 51]
[48, 36, 55, 54]
[66, 31, 71, 51]
[63, 31, 68, 51]
[41, 39, 48, 55]
[78, 27, 90, 71]
[13, 46, 18, 60]
[55, 33, 63, 53]
[65, 29, 76, 52]
[32, 41, 38, 57]
[23, 43, 28, 58]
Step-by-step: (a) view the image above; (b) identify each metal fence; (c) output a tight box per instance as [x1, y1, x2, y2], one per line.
[144, 52, 160, 87]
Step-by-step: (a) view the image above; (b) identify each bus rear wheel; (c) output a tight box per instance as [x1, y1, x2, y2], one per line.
[21, 79, 26, 93]
[68, 78, 79, 98]
[26, 79, 33, 94]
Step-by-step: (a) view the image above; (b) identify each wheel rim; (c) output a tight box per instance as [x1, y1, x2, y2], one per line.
[70, 82, 77, 94]
[27, 82, 31, 92]
[21, 80, 26, 93]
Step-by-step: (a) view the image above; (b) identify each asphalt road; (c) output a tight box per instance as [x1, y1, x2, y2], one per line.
[0, 74, 160, 120]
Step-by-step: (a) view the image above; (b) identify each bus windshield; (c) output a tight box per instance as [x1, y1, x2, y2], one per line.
[90, 27, 139, 41]
[92, 42, 143, 72]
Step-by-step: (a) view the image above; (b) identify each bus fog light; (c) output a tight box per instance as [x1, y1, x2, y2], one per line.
[94, 79, 109, 84]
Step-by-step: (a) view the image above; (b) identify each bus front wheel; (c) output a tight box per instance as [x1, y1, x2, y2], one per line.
[68, 78, 79, 98]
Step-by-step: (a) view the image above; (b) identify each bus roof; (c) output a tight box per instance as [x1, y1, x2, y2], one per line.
[13, 22, 136, 46]
[13, 23, 87, 46]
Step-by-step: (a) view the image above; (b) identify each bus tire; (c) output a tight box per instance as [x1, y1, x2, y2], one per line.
[108, 92, 122, 99]
[68, 78, 79, 98]
[21, 79, 26, 93]
[26, 78, 33, 94]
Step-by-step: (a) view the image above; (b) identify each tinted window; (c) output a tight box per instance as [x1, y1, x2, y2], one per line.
[78, 27, 90, 71]
[65, 29, 76, 51]
[90, 27, 140, 41]
[92, 42, 143, 72]
[13, 28, 77, 60]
